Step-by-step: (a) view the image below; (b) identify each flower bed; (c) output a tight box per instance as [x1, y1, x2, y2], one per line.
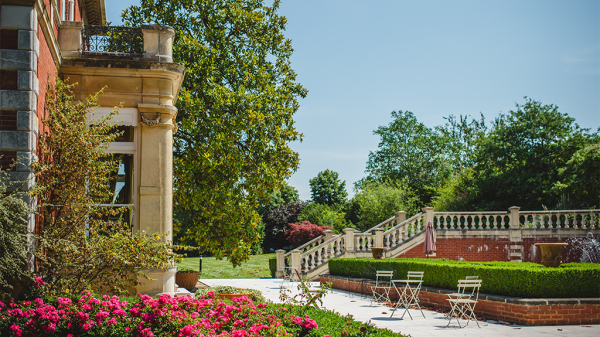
[0, 290, 404, 336]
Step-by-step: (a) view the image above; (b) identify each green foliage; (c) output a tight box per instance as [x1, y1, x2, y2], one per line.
[258, 184, 301, 217]
[123, 0, 307, 266]
[0, 162, 33, 299]
[177, 267, 199, 274]
[177, 254, 274, 279]
[346, 181, 418, 231]
[309, 169, 348, 207]
[363, 110, 453, 206]
[35, 78, 180, 296]
[329, 258, 600, 298]
[553, 142, 600, 209]
[298, 203, 352, 233]
[473, 98, 598, 210]
[432, 167, 478, 211]
[264, 201, 307, 250]
[279, 277, 332, 309]
[269, 257, 277, 278]
[269, 303, 402, 337]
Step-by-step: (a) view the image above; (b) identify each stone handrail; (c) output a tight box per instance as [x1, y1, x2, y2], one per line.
[383, 212, 425, 249]
[299, 233, 345, 274]
[519, 210, 599, 229]
[364, 215, 397, 233]
[433, 211, 510, 230]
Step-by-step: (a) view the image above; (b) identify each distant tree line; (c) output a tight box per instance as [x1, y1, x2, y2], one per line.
[257, 98, 599, 251]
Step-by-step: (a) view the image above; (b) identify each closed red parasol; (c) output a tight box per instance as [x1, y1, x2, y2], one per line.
[423, 221, 436, 258]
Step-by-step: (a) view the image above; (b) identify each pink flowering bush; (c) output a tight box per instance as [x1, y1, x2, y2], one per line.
[0, 291, 318, 336]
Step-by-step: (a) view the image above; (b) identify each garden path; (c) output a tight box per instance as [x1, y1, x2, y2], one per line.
[200, 278, 599, 337]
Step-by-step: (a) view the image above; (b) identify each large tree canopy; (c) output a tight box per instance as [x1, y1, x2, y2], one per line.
[309, 169, 348, 207]
[123, 0, 307, 265]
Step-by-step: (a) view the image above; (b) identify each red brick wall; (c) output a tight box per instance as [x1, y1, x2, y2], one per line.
[396, 237, 511, 262]
[37, 20, 58, 138]
[321, 275, 600, 326]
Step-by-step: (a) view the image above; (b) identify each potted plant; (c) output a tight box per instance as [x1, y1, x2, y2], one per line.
[176, 267, 200, 291]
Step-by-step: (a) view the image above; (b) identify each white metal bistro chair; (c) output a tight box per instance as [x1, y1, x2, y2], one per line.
[281, 266, 300, 288]
[446, 279, 482, 328]
[390, 271, 425, 319]
[370, 270, 394, 306]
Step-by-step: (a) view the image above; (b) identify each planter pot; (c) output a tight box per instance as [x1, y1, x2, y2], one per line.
[176, 272, 200, 291]
[371, 247, 385, 259]
[217, 292, 254, 301]
[535, 243, 568, 267]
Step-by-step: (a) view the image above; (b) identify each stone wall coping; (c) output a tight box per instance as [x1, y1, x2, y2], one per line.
[320, 274, 600, 306]
[61, 57, 185, 74]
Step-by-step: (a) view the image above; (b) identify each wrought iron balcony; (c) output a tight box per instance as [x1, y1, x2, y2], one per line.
[81, 25, 144, 55]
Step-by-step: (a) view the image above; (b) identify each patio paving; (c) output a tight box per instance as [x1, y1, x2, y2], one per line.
[200, 278, 599, 337]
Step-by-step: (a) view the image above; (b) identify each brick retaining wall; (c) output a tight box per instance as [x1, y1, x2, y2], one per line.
[320, 274, 600, 326]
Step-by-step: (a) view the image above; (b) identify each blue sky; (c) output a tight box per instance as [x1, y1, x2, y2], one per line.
[105, 0, 600, 200]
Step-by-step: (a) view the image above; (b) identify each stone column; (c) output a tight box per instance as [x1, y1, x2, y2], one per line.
[396, 211, 406, 225]
[324, 230, 335, 242]
[141, 25, 175, 63]
[58, 21, 82, 58]
[275, 249, 285, 278]
[136, 103, 177, 294]
[290, 250, 301, 276]
[343, 228, 356, 252]
[373, 228, 384, 248]
[508, 206, 523, 262]
[422, 207, 434, 225]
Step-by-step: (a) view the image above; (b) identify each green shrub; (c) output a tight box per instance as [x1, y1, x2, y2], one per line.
[177, 267, 199, 274]
[328, 258, 600, 298]
[269, 257, 277, 277]
[268, 303, 403, 336]
[195, 286, 267, 303]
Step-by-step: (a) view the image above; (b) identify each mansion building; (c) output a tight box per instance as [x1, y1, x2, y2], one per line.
[0, 0, 185, 294]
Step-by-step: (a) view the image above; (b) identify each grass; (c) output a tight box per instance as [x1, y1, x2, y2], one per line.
[176, 253, 275, 279]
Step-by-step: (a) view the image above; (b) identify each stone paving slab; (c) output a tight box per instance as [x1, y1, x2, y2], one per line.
[200, 278, 599, 337]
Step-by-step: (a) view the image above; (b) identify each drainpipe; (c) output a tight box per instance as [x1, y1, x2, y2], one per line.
[61, 0, 66, 20]
[68, 0, 75, 21]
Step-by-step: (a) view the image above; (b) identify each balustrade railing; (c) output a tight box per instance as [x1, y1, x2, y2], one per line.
[81, 25, 143, 54]
[276, 206, 600, 279]
[300, 234, 345, 274]
[433, 211, 509, 230]
[519, 210, 599, 229]
[383, 212, 425, 248]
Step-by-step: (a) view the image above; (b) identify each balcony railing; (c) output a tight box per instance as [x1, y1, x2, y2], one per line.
[81, 25, 144, 55]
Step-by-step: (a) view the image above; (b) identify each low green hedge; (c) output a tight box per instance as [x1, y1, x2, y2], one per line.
[269, 257, 277, 278]
[328, 258, 600, 298]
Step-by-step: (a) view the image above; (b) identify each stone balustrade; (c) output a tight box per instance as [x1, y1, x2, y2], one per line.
[275, 206, 600, 280]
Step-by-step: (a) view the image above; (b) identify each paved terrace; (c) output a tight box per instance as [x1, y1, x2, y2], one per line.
[201, 278, 598, 337]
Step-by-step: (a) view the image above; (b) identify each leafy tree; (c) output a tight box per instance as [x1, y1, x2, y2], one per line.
[35, 79, 179, 295]
[0, 162, 33, 299]
[123, 0, 307, 265]
[552, 142, 600, 209]
[432, 167, 478, 211]
[263, 201, 307, 250]
[436, 114, 487, 169]
[285, 221, 332, 247]
[257, 184, 301, 217]
[309, 169, 348, 207]
[363, 110, 453, 206]
[346, 181, 418, 231]
[297, 203, 352, 233]
[472, 98, 598, 210]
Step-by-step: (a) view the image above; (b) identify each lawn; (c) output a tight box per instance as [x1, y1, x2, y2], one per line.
[177, 253, 275, 279]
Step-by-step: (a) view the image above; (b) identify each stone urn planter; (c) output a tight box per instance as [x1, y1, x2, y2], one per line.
[176, 268, 200, 291]
[371, 247, 385, 259]
[535, 243, 568, 267]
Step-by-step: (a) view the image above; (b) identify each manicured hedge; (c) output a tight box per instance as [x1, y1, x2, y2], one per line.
[269, 257, 277, 278]
[328, 258, 600, 298]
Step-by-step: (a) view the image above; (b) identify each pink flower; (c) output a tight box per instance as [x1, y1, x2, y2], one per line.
[107, 318, 117, 325]
[82, 323, 92, 332]
[33, 277, 45, 287]
[10, 324, 23, 337]
[125, 327, 131, 331]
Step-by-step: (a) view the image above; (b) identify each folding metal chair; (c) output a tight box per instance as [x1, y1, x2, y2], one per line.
[446, 276, 479, 299]
[446, 279, 482, 328]
[281, 266, 300, 288]
[390, 271, 425, 319]
[370, 270, 394, 306]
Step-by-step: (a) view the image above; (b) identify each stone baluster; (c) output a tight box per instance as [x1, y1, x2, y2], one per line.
[275, 249, 285, 278]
